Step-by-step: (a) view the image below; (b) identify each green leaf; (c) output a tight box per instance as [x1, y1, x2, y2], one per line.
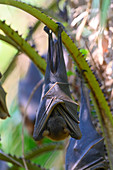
[0, 150, 46, 170]
[0, 100, 36, 156]
[0, 0, 113, 168]
[25, 143, 64, 160]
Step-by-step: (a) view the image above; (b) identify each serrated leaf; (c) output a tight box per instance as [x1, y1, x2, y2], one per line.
[0, 150, 46, 170]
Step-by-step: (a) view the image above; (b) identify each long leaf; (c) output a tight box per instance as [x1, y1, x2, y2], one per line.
[25, 143, 64, 160]
[0, 150, 46, 170]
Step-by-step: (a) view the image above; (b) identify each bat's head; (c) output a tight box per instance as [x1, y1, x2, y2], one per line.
[42, 108, 70, 141]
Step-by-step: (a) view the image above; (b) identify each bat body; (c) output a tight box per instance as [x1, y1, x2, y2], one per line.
[66, 80, 107, 169]
[33, 24, 81, 141]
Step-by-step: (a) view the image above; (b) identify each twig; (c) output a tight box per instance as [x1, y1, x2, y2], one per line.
[21, 78, 44, 170]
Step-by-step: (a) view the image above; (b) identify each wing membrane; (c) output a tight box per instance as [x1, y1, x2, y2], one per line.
[33, 97, 64, 140]
[57, 105, 81, 139]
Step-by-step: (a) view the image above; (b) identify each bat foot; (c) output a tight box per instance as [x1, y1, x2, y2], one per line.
[56, 22, 65, 36]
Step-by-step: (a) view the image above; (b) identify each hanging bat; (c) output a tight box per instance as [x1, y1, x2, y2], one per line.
[65, 79, 108, 169]
[33, 24, 81, 141]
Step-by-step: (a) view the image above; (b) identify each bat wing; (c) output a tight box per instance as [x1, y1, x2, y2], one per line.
[44, 83, 79, 123]
[65, 81, 107, 170]
[66, 137, 106, 170]
[41, 82, 81, 139]
[33, 95, 64, 141]
[57, 104, 82, 139]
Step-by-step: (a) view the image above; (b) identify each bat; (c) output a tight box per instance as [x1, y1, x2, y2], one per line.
[33, 23, 81, 141]
[65, 79, 108, 169]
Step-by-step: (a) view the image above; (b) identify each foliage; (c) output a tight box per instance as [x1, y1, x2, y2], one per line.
[0, 0, 113, 169]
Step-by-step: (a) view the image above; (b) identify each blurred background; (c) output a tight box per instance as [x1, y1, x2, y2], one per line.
[0, 0, 113, 169]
